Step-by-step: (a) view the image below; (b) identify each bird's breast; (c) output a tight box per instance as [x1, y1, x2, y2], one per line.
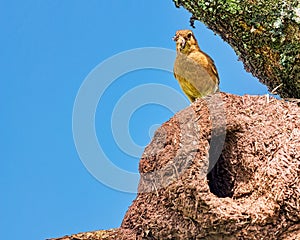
[174, 52, 218, 97]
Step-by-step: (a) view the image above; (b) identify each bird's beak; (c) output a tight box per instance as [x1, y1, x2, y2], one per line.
[177, 36, 186, 50]
[173, 35, 186, 51]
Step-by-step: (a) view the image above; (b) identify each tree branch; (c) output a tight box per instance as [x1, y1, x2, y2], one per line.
[173, 0, 300, 98]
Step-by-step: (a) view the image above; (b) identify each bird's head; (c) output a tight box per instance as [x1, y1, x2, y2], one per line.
[173, 30, 200, 54]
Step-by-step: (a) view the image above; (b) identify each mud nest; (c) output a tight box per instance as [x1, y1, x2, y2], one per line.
[50, 93, 300, 240]
[121, 93, 300, 239]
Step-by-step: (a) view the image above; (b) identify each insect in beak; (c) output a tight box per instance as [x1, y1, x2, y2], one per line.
[173, 35, 186, 50]
[178, 36, 186, 50]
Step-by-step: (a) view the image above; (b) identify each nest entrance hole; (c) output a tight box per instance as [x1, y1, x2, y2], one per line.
[207, 133, 237, 198]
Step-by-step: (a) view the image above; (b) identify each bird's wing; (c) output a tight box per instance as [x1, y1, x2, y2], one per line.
[187, 51, 220, 92]
[199, 51, 220, 85]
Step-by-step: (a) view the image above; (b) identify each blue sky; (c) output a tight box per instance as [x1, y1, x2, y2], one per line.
[1, 1, 268, 239]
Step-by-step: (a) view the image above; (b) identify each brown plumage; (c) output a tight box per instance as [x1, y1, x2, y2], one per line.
[173, 30, 220, 102]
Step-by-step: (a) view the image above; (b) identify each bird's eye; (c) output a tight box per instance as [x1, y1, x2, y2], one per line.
[187, 32, 192, 39]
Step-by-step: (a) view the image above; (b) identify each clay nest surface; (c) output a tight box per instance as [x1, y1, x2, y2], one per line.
[121, 92, 300, 240]
[50, 93, 300, 240]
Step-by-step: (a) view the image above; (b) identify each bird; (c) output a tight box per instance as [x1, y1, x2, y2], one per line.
[173, 30, 220, 102]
